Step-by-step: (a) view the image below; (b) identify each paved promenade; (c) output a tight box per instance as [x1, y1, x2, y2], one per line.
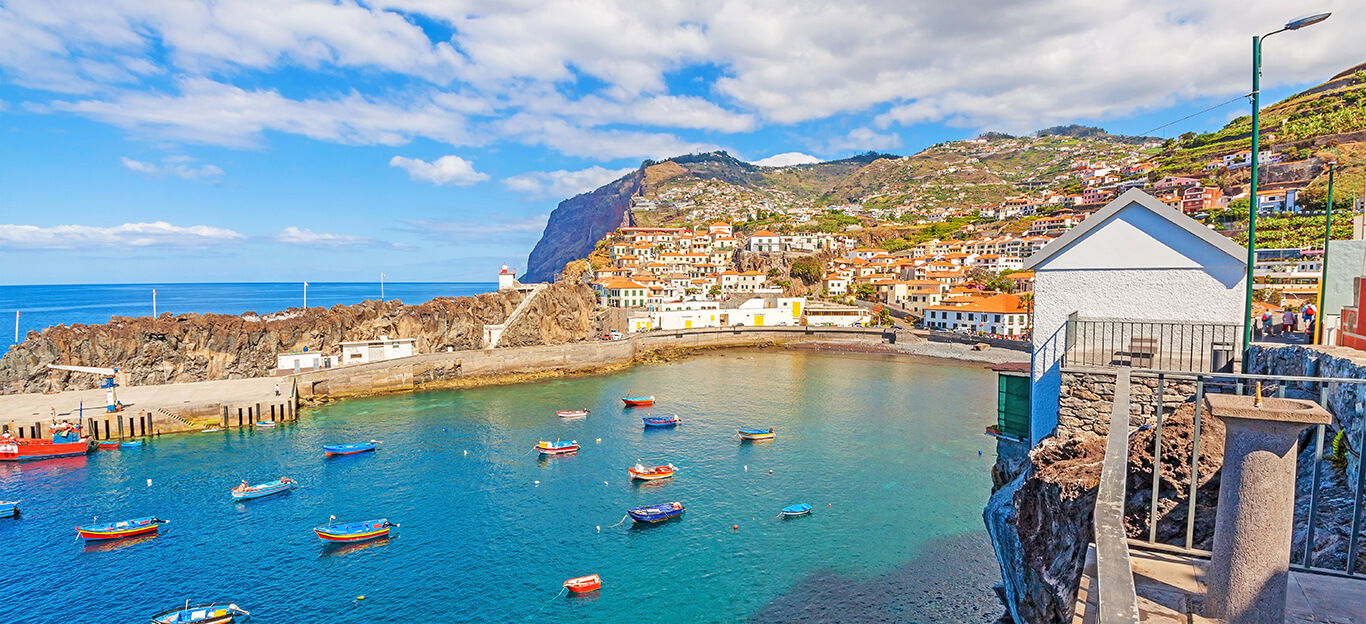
[0, 376, 280, 422]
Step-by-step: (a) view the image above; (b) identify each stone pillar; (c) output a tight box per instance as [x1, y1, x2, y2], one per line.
[1203, 394, 1330, 624]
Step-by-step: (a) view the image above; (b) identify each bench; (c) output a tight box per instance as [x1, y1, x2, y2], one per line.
[1113, 337, 1159, 368]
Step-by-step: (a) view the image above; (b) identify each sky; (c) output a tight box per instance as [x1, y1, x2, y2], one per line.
[0, 0, 1361, 284]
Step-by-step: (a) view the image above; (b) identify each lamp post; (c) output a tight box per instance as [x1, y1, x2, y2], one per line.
[1242, 11, 1331, 372]
[1315, 162, 1336, 345]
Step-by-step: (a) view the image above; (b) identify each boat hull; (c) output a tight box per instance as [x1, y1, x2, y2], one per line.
[0, 437, 94, 462]
[150, 603, 249, 624]
[621, 398, 654, 407]
[628, 467, 674, 481]
[781, 504, 812, 517]
[76, 518, 163, 541]
[564, 574, 601, 593]
[314, 519, 395, 543]
[627, 502, 685, 523]
[0, 502, 18, 518]
[231, 480, 295, 500]
[556, 410, 589, 418]
[536, 445, 579, 455]
[642, 418, 679, 427]
[323, 443, 376, 456]
[737, 429, 775, 440]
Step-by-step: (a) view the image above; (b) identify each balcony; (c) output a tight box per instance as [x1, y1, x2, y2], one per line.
[1063, 316, 1243, 373]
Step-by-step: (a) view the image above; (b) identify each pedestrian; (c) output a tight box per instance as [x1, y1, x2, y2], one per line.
[274, 383, 280, 397]
[1304, 302, 1317, 338]
[1282, 307, 1296, 337]
[1260, 310, 1272, 339]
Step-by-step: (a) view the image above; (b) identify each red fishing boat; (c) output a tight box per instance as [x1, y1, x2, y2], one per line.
[564, 574, 601, 593]
[0, 422, 94, 462]
[621, 396, 654, 407]
[628, 463, 675, 481]
[75, 516, 168, 540]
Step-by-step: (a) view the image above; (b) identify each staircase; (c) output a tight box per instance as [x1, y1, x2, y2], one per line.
[156, 408, 190, 428]
[483, 284, 547, 349]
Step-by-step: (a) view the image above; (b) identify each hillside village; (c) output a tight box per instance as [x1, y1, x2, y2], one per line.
[552, 65, 1366, 339]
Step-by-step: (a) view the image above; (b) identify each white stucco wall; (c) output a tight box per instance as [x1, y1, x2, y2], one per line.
[1029, 201, 1246, 444]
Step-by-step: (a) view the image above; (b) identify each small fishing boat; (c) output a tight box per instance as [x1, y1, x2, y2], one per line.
[75, 516, 168, 540]
[534, 440, 579, 455]
[642, 415, 679, 428]
[0, 500, 18, 518]
[621, 396, 655, 407]
[628, 463, 675, 481]
[98, 441, 121, 449]
[254, 421, 275, 429]
[120, 441, 143, 448]
[323, 441, 377, 456]
[0, 422, 94, 462]
[230, 477, 296, 501]
[556, 409, 590, 418]
[781, 503, 813, 517]
[737, 428, 775, 441]
[563, 574, 601, 594]
[150, 600, 250, 624]
[627, 501, 684, 523]
[201, 428, 222, 433]
[314, 518, 398, 543]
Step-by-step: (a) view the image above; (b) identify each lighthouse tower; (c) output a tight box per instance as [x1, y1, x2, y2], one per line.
[498, 265, 517, 290]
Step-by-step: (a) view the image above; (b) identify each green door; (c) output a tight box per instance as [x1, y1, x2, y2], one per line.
[997, 374, 1031, 440]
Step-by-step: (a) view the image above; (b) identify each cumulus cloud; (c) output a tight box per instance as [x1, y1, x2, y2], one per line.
[502, 166, 635, 200]
[389, 154, 490, 187]
[751, 152, 822, 167]
[274, 227, 379, 246]
[826, 128, 902, 153]
[398, 215, 550, 243]
[0, 221, 243, 249]
[120, 156, 224, 181]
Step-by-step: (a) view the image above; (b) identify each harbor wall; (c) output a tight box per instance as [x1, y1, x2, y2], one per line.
[294, 326, 898, 399]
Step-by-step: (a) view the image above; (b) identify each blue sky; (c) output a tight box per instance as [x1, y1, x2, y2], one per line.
[0, 0, 1359, 284]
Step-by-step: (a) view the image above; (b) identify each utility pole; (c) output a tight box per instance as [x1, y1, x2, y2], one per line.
[1315, 162, 1336, 344]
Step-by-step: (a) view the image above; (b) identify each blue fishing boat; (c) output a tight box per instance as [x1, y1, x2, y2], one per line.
[642, 415, 680, 428]
[534, 440, 579, 455]
[150, 600, 250, 623]
[314, 518, 398, 543]
[230, 477, 296, 501]
[324, 441, 377, 456]
[781, 503, 812, 517]
[627, 501, 684, 523]
[0, 500, 18, 518]
[120, 441, 143, 448]
[254, 421, 275, 429]
[737, 428, 774, 441]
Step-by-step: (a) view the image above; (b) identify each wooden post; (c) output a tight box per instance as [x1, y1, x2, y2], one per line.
[256, 403, 262, 423]
[237, 407, 243, 427]
[129, 416, 135, 437]
[33, 423, 40, 438]
[139, 415, 145, 437]
[104, 418, 111, 440]
[270, 404, 276, 421]
[148, 410, 154, 435]
[222, 406, 229, 428]
[118, 415, 124, 439]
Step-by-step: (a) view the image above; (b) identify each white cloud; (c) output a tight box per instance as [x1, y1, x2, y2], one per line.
[826, 128, 901, 153]
[274, 227, 377, 246]
[120, 156, 224, 181]
[389, 154, 490, 187]
[0, 221, 243, 249]
[751, 152, 822, 167]
[399, 215, 550, 242]
[502, 166, 635, 200]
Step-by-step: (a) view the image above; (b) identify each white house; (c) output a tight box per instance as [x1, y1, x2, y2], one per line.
[339, 336, 417, 365]
[804, 301, 872, 326]
[275, 351, 339, 374]
[498, 265, 517, 290]
[747, 230, 781, 252]
[1022, 189, 1246, 445]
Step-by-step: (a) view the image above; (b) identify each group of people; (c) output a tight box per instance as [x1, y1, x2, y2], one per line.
[1260, 302, 1318, 339]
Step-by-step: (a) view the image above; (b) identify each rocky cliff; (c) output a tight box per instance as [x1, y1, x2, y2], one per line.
[0, 283, 598, 394]
[524, 170, 642, 283]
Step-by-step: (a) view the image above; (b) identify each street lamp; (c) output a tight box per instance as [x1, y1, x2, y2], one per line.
[1241, 11, 1331, 372]
[1315, 162, 1336, 345]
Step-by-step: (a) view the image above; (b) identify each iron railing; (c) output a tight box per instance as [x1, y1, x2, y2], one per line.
[1064, 317, 1243, 373]
[1120, 369, 1366, 579]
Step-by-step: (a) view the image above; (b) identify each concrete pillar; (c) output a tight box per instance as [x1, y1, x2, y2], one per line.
[1204, 394, 1331, 624]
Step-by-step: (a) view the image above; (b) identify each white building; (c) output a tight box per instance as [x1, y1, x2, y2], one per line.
[275, 351, 339, 374]
[747, 230, 781, 252]
[803, 301, 873, 326]
[498, 265, 517, 290]
[339, 336, 417, 365]
[1023, 189, 1246, 445]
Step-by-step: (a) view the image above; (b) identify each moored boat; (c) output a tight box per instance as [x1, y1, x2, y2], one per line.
[737, 428, 775, 441]
[534, 440, 579, 455]
[76, 516, 168, 540]
[642, 415, 679, 428]
[150, 600, 250, 624]
[230, 477, 296, 501]
[323, 441, 377, 456]
[628, 463, 675, 481]
[556, 409, 589, 418]
[563, 574, 601, 593]
[0, 500, 18, 518]
[98, 441, 121, 449]
[314, 518, 398, 543]
[621, 396, 654, 407]
[781, 503, 812, 517]
[627, 501, 684, 523]
[254, 421, 275, 429]
[0, 423, 95, 462]
[121, 441, 143, 448]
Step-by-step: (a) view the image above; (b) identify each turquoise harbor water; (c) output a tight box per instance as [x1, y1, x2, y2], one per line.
[1, 282, 497, 349]
[1, 350, 1002, 623]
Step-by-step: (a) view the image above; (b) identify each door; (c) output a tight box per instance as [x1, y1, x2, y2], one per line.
[791, 302, 801, 317]
[685, 320, 692, 329]
[754, 315, 764, 326]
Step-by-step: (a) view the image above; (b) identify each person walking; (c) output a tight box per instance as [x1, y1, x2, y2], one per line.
[1282, 307, 1296, 338]
[1304, 302, 1317, 340]
[1260, 310, 1273, 339]
[274, 383, 281, 397]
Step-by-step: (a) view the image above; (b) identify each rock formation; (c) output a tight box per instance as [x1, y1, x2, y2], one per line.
[0, 283, 598, 394]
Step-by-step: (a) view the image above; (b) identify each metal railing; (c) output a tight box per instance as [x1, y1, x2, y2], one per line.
[1120, 369, 1366, 579]
[1064, 317, 1243, 373]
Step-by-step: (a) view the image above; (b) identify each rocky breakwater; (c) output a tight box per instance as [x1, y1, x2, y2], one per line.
[0, 283, 598, 394]
[985, 404, 1224, 623]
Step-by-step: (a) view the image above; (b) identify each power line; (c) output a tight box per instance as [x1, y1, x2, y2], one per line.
[1140, 93, 1251, 138]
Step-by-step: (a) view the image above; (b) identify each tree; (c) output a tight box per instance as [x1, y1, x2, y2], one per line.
[766, 267, 783, 278]
[790, 257, 823, 285]
[854, 284, 876, 300]
[878, 308, 893, 327]
[708, 285, 722, 298]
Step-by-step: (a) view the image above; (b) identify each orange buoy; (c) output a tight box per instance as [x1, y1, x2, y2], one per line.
[732, 524, 738, 531]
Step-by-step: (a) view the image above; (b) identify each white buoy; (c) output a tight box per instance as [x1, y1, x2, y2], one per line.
[146, 479, 152, 487]
[744, 465, 748, 472]
[464, 450, 468, 456]
[596, 525, 601, 533]
[604, 481, 609, 486]
[534, 480, 540, 486]
[595, 438, 601, 443]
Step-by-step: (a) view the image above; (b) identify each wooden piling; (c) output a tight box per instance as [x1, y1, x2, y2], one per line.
[118, 415, 124, 439]
[222, 406, 229, 428]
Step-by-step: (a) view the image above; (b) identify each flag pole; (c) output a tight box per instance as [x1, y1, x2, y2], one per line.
[153, 289, 157, 317]
[13, 311, 18, 344]
[304, 282, 308, 310]
[381, 273, 386, 301]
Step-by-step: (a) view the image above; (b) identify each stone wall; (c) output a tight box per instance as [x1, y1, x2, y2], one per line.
[1249, 344, 1366, 489]
[1055, 371, 1198, 440]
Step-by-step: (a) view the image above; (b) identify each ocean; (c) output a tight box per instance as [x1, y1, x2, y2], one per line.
[0, 350, 1003, 623]
[0, 283, 497, 349]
